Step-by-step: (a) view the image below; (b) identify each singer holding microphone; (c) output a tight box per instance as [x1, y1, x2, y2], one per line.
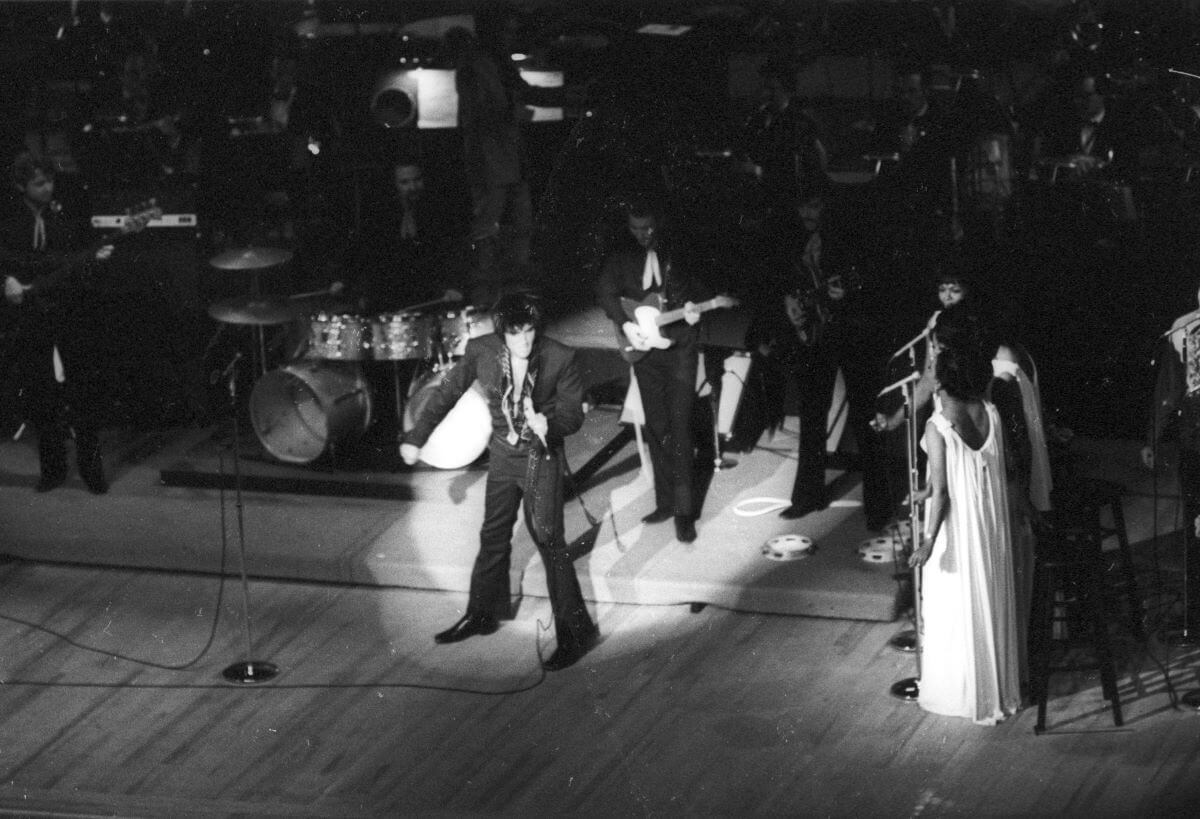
[1, 152, 113, 494]
[400, 291, 598, 671]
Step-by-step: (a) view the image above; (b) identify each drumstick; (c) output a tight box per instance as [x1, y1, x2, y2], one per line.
[396, 289, 465, 313]
[288, 283, 342, 300]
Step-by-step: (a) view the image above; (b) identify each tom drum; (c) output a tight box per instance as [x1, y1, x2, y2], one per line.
[307, 313, 371, 360]
[438, 307, 494, 358]
[250, 361, 372, 463]
[372, 312, 434, 360]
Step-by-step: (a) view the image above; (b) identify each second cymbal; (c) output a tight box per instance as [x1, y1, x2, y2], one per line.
[208, 296, 299, 325]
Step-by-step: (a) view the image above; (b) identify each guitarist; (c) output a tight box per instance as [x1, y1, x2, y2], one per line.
[596, 199, 709, 543]
[1, 153, 113, 494]
[780, 188, 892, 529]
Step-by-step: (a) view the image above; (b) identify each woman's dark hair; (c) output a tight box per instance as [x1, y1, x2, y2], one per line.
[934, 306, 994, 400]
[492, 290, 543, 334]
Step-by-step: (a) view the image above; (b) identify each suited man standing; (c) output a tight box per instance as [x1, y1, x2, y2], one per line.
[401, 292, 597, 671]
[596, 200, 708, 543]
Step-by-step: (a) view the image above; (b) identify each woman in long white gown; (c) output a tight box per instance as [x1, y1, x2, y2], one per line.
[909, 336, 1021, 725]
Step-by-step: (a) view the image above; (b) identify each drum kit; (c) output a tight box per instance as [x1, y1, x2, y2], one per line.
[205, 246, 494, 467]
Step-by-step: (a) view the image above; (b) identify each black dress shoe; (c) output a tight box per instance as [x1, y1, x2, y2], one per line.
[542, 625, 599, 672]
[35, 473, 66, 493]
[674, 516, 697, 543]
[80, 465, 109, 495]
[779, 500, 828, 520]
[641, 508, 673, 524]
[434, 613, 499, 644]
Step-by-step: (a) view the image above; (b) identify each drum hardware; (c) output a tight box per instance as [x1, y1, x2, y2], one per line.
[210, 247, 295, 375]
[208, 295, 301, 376]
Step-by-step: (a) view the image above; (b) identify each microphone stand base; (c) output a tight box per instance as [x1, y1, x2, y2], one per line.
[713, 457, 738, 472]
[1181, 690, 1200, 711]
[889, 629, 917, 652]
[222, 660, 280, 684]
[890, 676, 920, 702]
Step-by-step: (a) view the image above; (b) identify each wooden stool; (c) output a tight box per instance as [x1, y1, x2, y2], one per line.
[1049, 478, 1145, 641]
[1030, 522, 1124, 734]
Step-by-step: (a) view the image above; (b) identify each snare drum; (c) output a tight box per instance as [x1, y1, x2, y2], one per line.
[439, 307, 495, 357]
[307, 313, 370, 360]
[371, 312, 434, 360]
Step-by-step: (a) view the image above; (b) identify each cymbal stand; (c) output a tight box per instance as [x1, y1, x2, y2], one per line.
[882, 370, 923, 702]
[218, 351, 279, 684]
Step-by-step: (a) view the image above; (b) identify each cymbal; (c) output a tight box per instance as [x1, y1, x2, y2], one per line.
[209, 246, 294, 271]
[207, 296, 299, 325]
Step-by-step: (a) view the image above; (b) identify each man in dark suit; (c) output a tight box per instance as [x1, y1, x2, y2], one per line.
[596, 201, 708, 543]
[401, 291, 597, 671]
[354, 156, 468, 313]
[1, 152, 112, 494]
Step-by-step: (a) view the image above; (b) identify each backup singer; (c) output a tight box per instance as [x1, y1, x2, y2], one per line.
[908, 337, 1020, 725]
[596, 201, 707, 543]
[1, 153, 112, 494]
[401, 292, 598, 671]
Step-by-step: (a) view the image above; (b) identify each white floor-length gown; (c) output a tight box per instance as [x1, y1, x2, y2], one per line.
[919, 400, 1021, 724]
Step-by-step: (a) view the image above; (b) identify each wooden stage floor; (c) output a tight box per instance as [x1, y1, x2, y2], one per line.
[1, 418, 1199, 815]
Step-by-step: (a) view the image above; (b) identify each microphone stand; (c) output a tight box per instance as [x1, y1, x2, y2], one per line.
[878, 367, 924, 702]
[218, 352, 279, 684]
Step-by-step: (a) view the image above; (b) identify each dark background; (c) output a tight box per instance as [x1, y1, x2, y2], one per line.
[2, 0, 1199, 440]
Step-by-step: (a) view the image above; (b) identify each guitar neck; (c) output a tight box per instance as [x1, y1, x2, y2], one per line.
[654, 297, 728, 327]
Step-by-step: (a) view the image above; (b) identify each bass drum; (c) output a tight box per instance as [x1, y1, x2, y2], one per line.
[250, 361, 372, 464]
[403, 370, 491, 469]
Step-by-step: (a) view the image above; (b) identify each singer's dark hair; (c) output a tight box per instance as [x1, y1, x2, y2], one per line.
[11, 152, 56, 189]
[933, 306, 995, 400]
[492, 290, 544, 334]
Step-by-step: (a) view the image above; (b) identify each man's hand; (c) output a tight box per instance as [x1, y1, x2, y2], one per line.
[683, 301, 701, 326]
[95, 244, 115, 262]
[400, 442, 421, 466]
[623, 320, 651, 351]
[5, 275, 28, 305]
[523, 397, 548, 445]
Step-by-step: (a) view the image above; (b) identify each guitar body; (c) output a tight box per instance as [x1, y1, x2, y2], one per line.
[789, 264, 863, 348]
[613, 293, 740, 364]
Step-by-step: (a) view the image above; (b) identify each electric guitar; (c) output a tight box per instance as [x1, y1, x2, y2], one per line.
[786, 264, 862, 348]
[4, 199, 162, 304]
[614, 294, 739, 363]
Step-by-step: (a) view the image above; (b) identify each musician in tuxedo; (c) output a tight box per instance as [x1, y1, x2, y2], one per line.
[779, 189, 891, 529]
[401, 292, 597, 671]
[596, 201, 708, 543]
[1142, 282, 1200, 626]
[1, 153, 112, 493]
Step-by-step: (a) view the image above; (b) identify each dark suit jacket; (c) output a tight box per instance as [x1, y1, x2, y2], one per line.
[596, 244, 711, 350]
[404, 333, 583, 450]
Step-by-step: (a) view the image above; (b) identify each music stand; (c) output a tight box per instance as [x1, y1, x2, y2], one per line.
[216, 352, 279, 684]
